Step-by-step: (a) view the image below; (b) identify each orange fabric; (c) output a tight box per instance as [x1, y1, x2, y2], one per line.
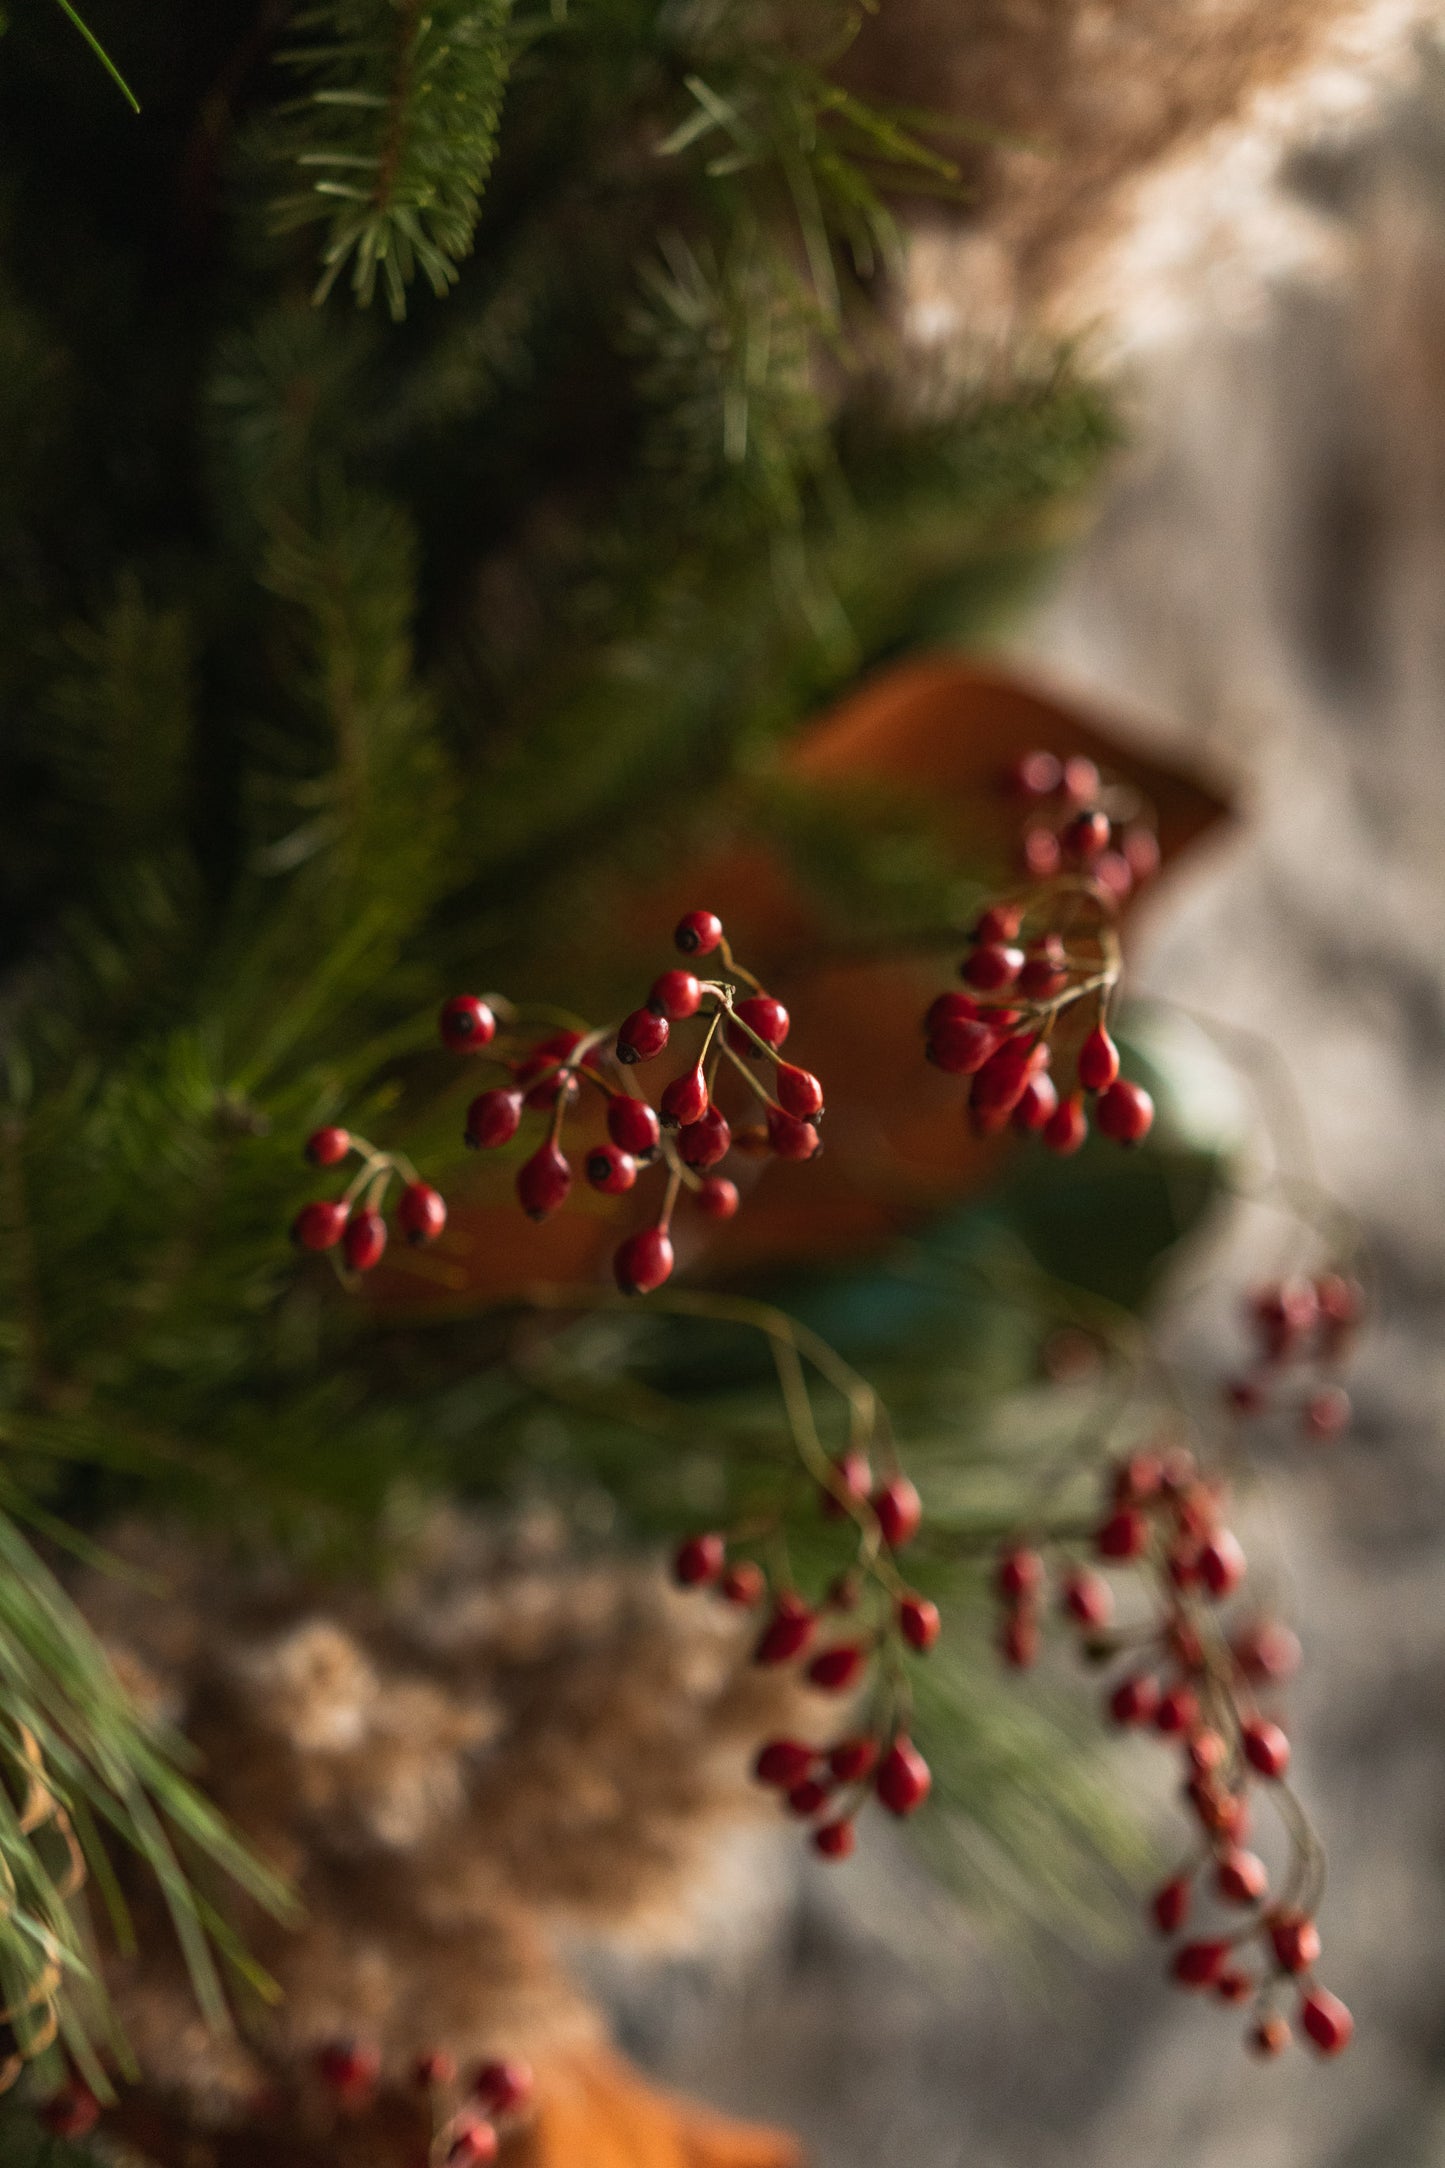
[518, 2046, 803, 2168]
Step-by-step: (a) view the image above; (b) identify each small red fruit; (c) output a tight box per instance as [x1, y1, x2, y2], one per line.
[1242, 1717, 1291, 1780]
[608, 1095, 661, 1158]
[472, 2059, 534, 2115]
[1123, 826, 1161, 883]
[466, 1087, 523, 1150]
[305, 1125, 351, 1166]
[962, 942, 1024, 992]
[1199, 1529, 1247, 1598]
[439, 995, 497, 1051]
[1061, 754, 1100, 803]
[1042, 1093, 1089, 1155]
[343, 1209, 387, 1273]
[754, 1600, 816, 1666]
[1061, 809, 1111, 864]
[614, 1226, 674, 1293]
[317, 2041, 381, 2103]
[1077, 1025, 1120, 1093]
[995, 1547, 1044, 1601]
[585, 1143, 637, 1194]
[787, 1777, 833, 1818]
[1299, 1987, 1353, 2056]
[1302, 1386, 1351, 1440]
[1215, 1968, 1254, 2004]
[1096, 1506, 1149, 1560]
[973, 902, 1025, 943]
[1021, 827, 1062, 877]
[414, 2051, 456, 2089]
[649, 970, 702, 1020]
[1154, 1683, 1199, 1735]
[720, 1560, 764, 1605]
[775, 1063, 824, 1119]
[617, 1008, 669, 1063]
[732, 994, 790, 1055]
[925, 990, 981, 1033]
[1216, 1849, 1269, 1905]
[813, 1818, 856, 1860]
[1269, 1913, 1321, 1974]
[928, 1017, 998, 1074]
[445, 2116, 499, 2165]
[876, 1736, 931, 1817]
[829, 1736, 879, 1784]
[398, 1181, 446, 1246]
[696, 1175, 739, 1218]
[1152, 1874, 1192, 1934]
[39, 2084, 100, 2138]
[1095, 1079, 1155, 1144]
[1250, 2014, 1291, 2057]
[1010, 749, 1062, 796]
[293, 1200, 348, 1251]
[898, 1594, 941, 1652]
[766, 1108, 820, 1160]
[872, 1475, 922, 1549]
[673, 1532, 725, 1587]
[1012, 1073, 1059, 1131]
[820, 1448, 872, 1519]
[517, 1142, 571, 1220]
[1171, 1939, 1231, 1990]
[755, 1739, 818, 1788]
[1231, 1618, 1301, 1683]
[1061, 1567, 1114, 1629]
[999, 1612, 1039, 1667]
[971, 1037, 1045, 1115]
[808, 1643, 868, 1693]
[660, 1065, 709, 1128]
[674, 910, 723, 956]
[678, 1107, 731, 1169]
[1108, 1674, 1159, 1726]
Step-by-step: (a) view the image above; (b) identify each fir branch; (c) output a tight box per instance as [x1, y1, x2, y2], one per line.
[274, 0, 518, 318]
[50, 0, 139, 113]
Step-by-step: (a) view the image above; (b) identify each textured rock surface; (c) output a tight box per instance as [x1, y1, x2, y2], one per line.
[614, 53, 1445, 2168]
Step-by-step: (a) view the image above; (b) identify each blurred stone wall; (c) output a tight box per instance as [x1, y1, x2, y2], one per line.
[601, 46, 1445, 2168]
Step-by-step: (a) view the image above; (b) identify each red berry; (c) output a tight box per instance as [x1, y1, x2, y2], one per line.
[1215, 1968, 1255, 2004]
[755, 1601, 816, 1666]
[720, 1559, 764, 1605]
[585, 1143, 637, 1195]
[343, 1209, 387, 1273]
[898, 1594, 941, 1652]
[617, 1008, 669, 1064]
[292, 1200, 348, 1251]
[1123, 826, 1161, 883]
[1061, 754, 1100, 804]
[614, 1226, 674, 1294]
[661, 1065, 709, 1128]
[1012, 1073, 1059, 1132]
[1095, 1506, 1148, 1560]
[1250, 2015, 1291, 2057]
[927, 1017, 998, 1075]
[775, 1063, 824, 1119]
[695, 1175, 739, 1218]
[1062, 809, 1111, 864]
[317, 2041, 381, 2102]
[1226, 1375, 1267, 1416]
[1186, 1729, 1227, 1775]
[962, 942, 1024, 992]
[466, 1087, 523, 1150]
[1021, 827, 1062, 878]
[1095, 1079, 1154, 1144]
[1302, 1386, 1351, 1440]
[439, 995, 497, 1052]
[414, 2051, 456, 2089]
[999, 1612, 1039, 1668]
[1152, 1874, 1192, 1934]
[673, 1532, 725, 1587]
[807, 1643, 867, 1692]
[1199, 1529, 1247, 1598]
[1017, 951, 1069, 1000]
[973, 903, 1025, 944]
[732, 993, 790, 1055]
[1171, 1939, 1231, 1989]
[876, 1736, 931, 1817]
[305, 1125, 351, 1167]
[813, 1817, 856, 1860]
[1061, 1567, 1113, 1629]
[649, 970, 702, 1020]
[995, 1547, 1044, 1601]
[1231, 1618, 1301, 1683]
[754, 1738, 818, 1788]
[1154, 1683, 1199, 1735]
[1108, 1674, 1159, 1726]
[829, 1736, 879, 1784]
[40, 2084, 100, 2139]
[1299, 1987, 1353, 2056]
[1216, 1849, 1269, 1905]
[872, 1475, 922, 1549]
[925, 991, 981, 1033]
[1010, 749, 1062, 796]
[679, 1107, 731, 1169]
[608, 1095, 661, 1158]
[1242, 1717, 1290, 1780]
[1270, 1914, 1321, 1974]
[1077, 1025, 1120, 1093]
[971, 1037, 1045, 1115]
[820, 1448, 872, 1519]
[471, 2059, 534, 2115]
[517, 1142, 572, 1220]
[674, 910, 723, 956]
[1042, 1094, 1088, 1155]
[1094, 852, 1133, 902]
[787, 1777, 833, 1817]
[398, 1181, 446, 1246]
[766, 1108, 820, 1160]
[446, 2116, 499, 2165]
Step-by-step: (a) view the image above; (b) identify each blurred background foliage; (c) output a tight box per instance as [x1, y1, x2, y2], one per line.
[0, 0, 1227, 2122]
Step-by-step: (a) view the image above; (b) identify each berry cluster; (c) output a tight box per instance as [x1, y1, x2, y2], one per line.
[673, 1456, 937, 1864]
[315, 2040, 534, 2164]
[990, 1333, 1361, 2060]
[291, 1128, 447, 1276]
[923, 748, 1159, 1153]
[449, 912, 823, 1294]
[1226, 1274, 1362, 1441]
